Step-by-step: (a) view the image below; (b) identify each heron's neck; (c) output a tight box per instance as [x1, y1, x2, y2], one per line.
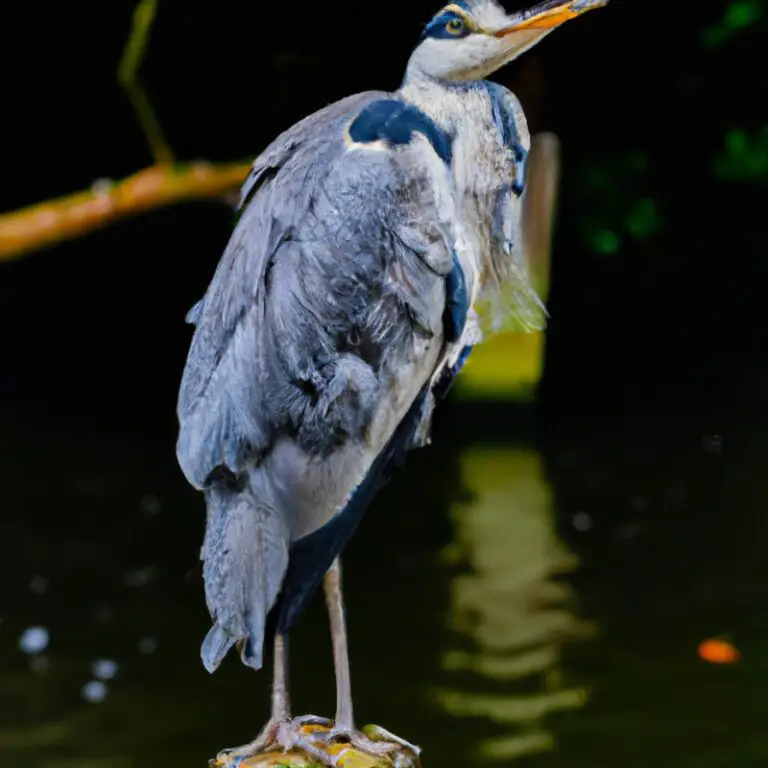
[397, 73, 536, 328]
[397, 75, 484, 138]
[397, 73, 530, 178]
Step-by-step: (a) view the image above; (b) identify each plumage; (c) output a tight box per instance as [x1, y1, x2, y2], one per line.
[174, 2, 608, 761]
[443, 250, 470, 343]
[399, 78, 543, 336]
[177, 89, 474, 671]
[177, 37, 546, 676]
[276, 381, 432, 633]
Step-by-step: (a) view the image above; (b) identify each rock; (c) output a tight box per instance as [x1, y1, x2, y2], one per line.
[210, 723, 421, 768]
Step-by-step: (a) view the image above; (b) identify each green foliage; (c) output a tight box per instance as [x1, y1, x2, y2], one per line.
[624, 197, 662, 240]
[702, 0, 764, 47]
[117, 0, 174, 164]
[590, 228, 621, 255]
[577, 152, 663, 256]
[713, 126, 768, 181]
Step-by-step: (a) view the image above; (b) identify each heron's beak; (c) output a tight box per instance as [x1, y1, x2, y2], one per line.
[493, 0, 608, 56]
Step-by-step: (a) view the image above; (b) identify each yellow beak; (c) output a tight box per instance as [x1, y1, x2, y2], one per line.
[495, 0, 609, 37]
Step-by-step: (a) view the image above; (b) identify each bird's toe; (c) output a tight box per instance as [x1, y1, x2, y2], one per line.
[292, 714, 334, 728]
[210, 718, 420, 767]
[313, 723, 421, 767]
[211, 718, 285, 766]
[360, 725, 421, 757]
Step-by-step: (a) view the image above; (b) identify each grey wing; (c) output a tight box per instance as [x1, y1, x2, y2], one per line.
[176, 91, 459, 491]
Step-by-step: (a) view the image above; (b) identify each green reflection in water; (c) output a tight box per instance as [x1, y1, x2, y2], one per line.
[434, 447, 595, 762]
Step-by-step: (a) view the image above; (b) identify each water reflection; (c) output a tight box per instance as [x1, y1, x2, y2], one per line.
[435, 445, 594, 762]
[1, 407, 766, 767]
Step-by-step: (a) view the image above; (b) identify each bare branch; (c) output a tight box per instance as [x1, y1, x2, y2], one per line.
[117, 0, 174, 165]
[0, 0, 252, 261]
[0, 162, 250, 262]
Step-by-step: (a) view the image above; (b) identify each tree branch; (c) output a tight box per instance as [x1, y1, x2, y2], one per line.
[117, 0, 174, 166]
[0, 0, 252, 262]
[0, 161, 251, 262]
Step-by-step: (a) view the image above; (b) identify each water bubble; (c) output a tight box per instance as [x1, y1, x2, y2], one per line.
[82, 680, 108, 703]
[19, 626, 49, 654]
[29, 655, 50, 674]
[140, 494, 162, 516]
[94, 605, 115, 625]
[29, 575, 49, 595]
[123, 567, 154, 587]
[573, 512, 593, 532]
[618, 522, 642, 540]
[703, 434, 723, 454]
[91, 658, 119, 680]
[667, 485, 687, 506]
[138, 637, 158, 654]
[583, 472, 604, 492]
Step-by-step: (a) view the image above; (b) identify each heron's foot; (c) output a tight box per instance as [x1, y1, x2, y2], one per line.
[211, 717, 420, 768]
[311, 722, 421, 768]
[211, 715, 331, 767]
[360, 725, 421, 759]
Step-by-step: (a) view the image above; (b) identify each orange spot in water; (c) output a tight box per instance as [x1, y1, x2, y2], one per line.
[698, 638, 741, 664]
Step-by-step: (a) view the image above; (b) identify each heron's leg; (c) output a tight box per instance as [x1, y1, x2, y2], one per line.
[324, 557, 355, 730]
[216, 632, 309, 764]
[215, 564, 420, 767]
[271, 632, 291, 722]
[317, 558, 420, 762]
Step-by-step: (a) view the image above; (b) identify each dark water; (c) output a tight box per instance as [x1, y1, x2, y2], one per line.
[1, 401, 766, 768]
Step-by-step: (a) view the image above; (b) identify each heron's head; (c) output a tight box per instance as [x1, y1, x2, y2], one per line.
[405, 0, 608, 83]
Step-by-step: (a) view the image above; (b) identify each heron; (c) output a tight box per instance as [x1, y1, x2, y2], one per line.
[176, 0, 607, 764]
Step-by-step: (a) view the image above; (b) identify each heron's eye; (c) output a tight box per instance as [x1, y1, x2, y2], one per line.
[445, 16, 465, 35]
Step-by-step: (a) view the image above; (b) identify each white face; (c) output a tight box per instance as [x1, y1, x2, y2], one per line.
[405, 0, 603, 83]
[410, 30, 556, 82]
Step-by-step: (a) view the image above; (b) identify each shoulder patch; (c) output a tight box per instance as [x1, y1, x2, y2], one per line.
[348, 99, 453, 167]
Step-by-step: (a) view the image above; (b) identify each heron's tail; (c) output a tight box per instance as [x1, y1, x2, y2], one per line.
[200, 481, 289, 673]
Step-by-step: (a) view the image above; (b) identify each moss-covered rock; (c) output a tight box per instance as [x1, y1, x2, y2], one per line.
[210, 723, 421, 768]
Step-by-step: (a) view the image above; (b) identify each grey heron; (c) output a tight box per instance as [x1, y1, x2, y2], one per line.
[176, 0, 608, 764]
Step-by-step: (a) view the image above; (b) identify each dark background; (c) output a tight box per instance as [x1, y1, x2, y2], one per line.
[2, 0, 765, 434]
[2, 2, 768, 767]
